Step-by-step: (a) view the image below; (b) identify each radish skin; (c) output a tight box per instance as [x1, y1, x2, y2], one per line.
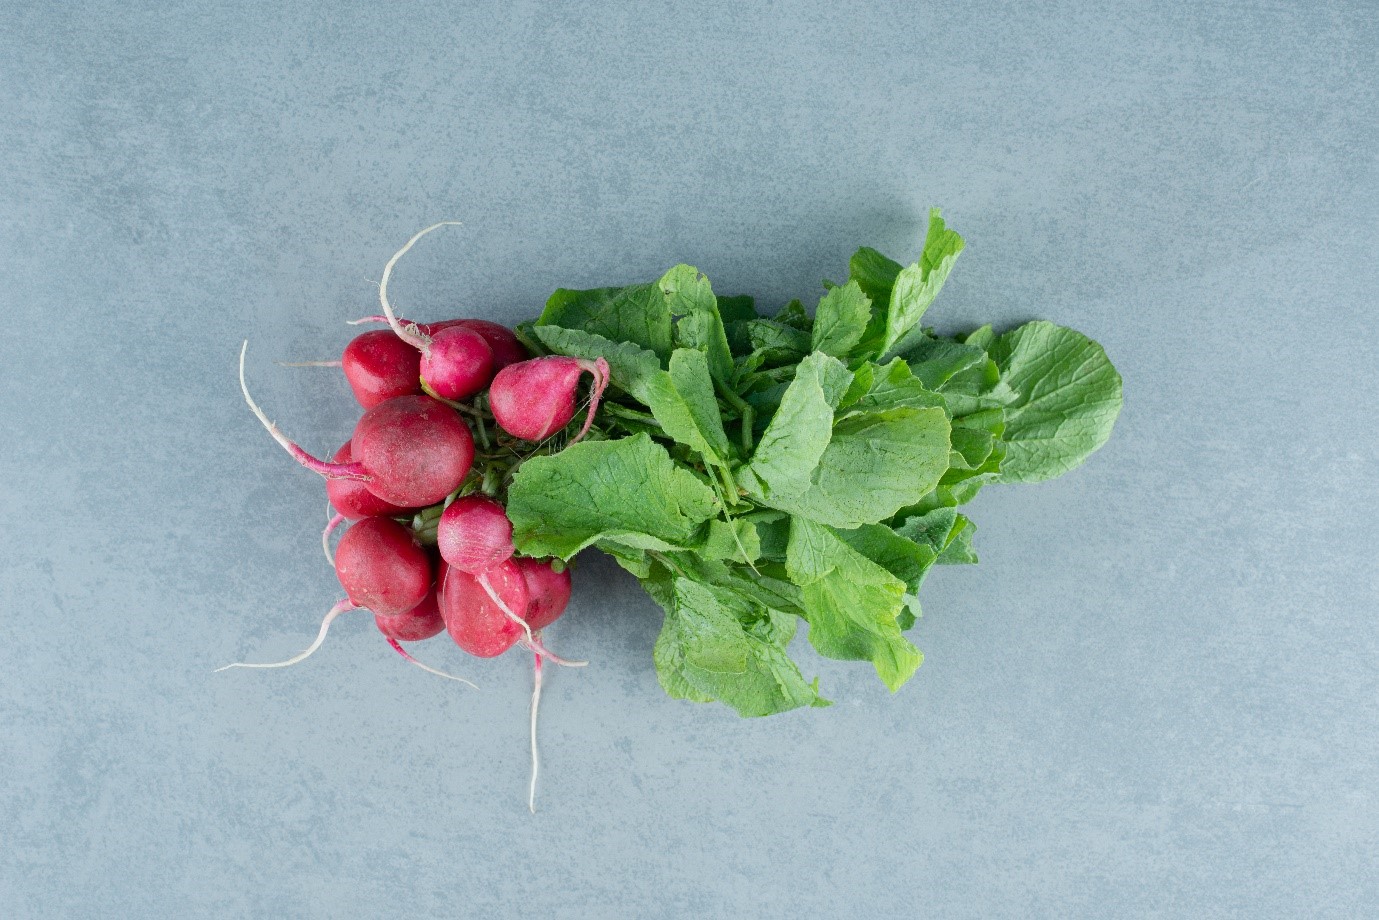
[488, 356, 610, 444]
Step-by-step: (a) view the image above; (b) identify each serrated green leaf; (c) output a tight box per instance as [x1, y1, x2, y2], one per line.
[774, 299, 812, 331]
[842, 358, 946, 417]
[716, 294, 758, 324]
[701, 518, 762, 563]
[849, 247, 903, 309]
[662, 264, 733, 384]
[936, 514, 978, 565]
[643, 348, 734, 464]
[508, 433, 718, 559]
[739, 353, 851, 501]
[786, 518, 921, 690]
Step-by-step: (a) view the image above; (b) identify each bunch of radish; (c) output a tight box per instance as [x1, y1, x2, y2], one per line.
[222, 225, 609, 811]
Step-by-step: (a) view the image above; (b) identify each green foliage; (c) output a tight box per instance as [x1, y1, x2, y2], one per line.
[510, 210, 1122, 715]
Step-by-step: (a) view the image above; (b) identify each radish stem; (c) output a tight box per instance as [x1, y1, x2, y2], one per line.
[215, 599, 357, 671]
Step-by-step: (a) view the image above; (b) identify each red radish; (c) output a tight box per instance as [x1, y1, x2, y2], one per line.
[326, 441, 411, 519]
[341, 330, 422, 408]
[374, 588, 445, 642]
[349, 317, 529, 371]
[516, 557, 572, 630]
[334, 517, 432, 616]
[240, 345, 474, 506]
[420, 324, 494, 400]
[351, 395, 474, 506]
[440, 561, 528, 658]
[447, 319, 527, 370]
[436, 495, 514, 573]
[489, 356, 611, 443]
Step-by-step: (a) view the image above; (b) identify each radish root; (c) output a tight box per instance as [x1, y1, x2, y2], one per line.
[377, 222, 461, 354]
[216, 599, 358, 671]
[386, 637, 479, 689]
[322, 510, 346, 566]
[239, 342, 371, 481]
[529, 648, 543, 813]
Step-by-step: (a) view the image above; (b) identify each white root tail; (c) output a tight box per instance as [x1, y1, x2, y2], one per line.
[215, 600, 358, 671]
[529, 649, 543, 814]
[377, 222, 461, 353]
[322, 509, 345, 566]
[386, 637, 479, 689]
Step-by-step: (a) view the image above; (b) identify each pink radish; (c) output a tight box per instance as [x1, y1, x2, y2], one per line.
[374, 587, 445, 642]
[370, 223, 502, 402]
[334, 517, 432, 617]
[489, 356, 611, 443]
[342, 330, 422, 408]
[240, 345, 474, 507]
[350, 316, 529, 371]
[516, 557, 572, 630]
[349, 395, 474, 507]
[436, 495, 514, 574]
[439, 561, 528, 658]
[326, 441, 411, 519]
[420, 325, 493, 400]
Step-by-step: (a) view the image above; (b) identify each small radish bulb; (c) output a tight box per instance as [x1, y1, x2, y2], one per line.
[334, 517, 432, 617]
[420, 325, 494, 400]
[240, 345, 474, 506]
[488, 356, 611, 444]
[515, 557, 572, 630]
[436, 495, 514, 574]
[341, 330, 422, 408]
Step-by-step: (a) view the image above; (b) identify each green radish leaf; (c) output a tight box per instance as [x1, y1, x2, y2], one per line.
[786, 518, 922, 691]
[848, 247, 903, 310]
[765, 405, 951, 529]
[881, 209, 965, 357]
[652, 576, 825, 717]
[539, 282, 673, 357]
[662, 265, 733, 383]
[739, 353, 852, 501]
[987, 320, 1123, 483]
[508, 433, 718, 559]
[810, 281, 872, 359]
[644, 348, 735, 464]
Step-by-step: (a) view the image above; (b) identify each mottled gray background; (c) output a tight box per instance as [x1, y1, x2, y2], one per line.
[3, 1, 1376, 917]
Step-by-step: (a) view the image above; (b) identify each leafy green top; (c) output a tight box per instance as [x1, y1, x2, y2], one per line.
[506, 209, 1123, 716]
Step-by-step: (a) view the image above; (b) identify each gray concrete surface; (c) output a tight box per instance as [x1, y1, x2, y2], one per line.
[2, 1, 1377, 916]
